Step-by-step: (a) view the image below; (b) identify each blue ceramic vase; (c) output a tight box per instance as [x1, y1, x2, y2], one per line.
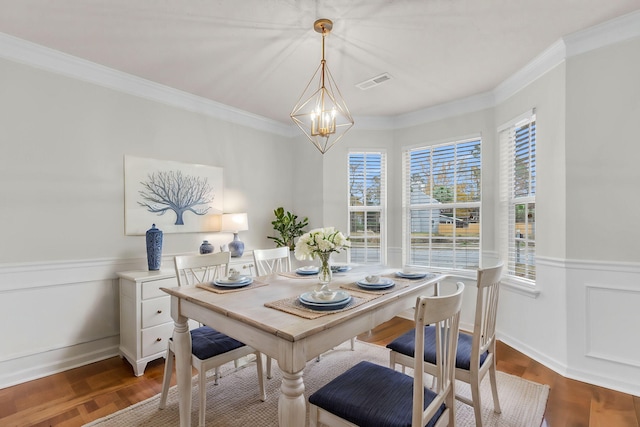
[199, 240, 214, 254]
[146, 224, 163, 270]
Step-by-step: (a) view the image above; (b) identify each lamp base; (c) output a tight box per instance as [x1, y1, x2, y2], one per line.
[228, 233, 245, 258]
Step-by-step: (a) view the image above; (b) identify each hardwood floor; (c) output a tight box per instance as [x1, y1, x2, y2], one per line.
[1, 317, 639, 426]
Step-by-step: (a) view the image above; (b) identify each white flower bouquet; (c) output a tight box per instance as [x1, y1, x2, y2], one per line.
[294, 227, 350, 261]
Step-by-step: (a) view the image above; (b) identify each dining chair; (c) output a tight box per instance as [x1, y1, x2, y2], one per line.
[252, 246, 291, 275]
[387, 263, 504, 427]
[308, 282, 464, 427]
[159, 252, 266, 427]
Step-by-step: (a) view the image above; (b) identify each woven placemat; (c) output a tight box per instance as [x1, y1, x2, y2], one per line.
[264, 293, 376, 319]
[339, 280, 410, 295]
[196, 279, 268, 294]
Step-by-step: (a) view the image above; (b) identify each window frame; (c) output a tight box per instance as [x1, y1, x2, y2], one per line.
[499, 110, 537, 284]
[402, 135, 482, 271]
[347, 150, 387, 265]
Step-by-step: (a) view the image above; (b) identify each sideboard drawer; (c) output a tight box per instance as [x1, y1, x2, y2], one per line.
[141, 296, 172, 328]
[142, 277, 178, 300]
[141, 323, 174, 358]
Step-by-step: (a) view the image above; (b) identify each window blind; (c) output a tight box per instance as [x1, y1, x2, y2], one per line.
[348, 152, 386, 264]
[403, 137, 481, 270]
[500, 110, 536, 281]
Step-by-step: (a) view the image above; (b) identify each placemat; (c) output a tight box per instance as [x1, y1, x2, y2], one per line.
[339, 280, 410, 295]
[196, 279, 268, 294]
[264, 293, 376, 319]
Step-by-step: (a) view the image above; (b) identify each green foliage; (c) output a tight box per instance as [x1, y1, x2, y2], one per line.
[267, 207, 309, 250]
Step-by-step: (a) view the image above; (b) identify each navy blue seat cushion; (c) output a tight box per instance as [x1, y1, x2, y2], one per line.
[386, 326, 488, 371]
[188, 326, 245, 360]
[309, 361, 445, 427]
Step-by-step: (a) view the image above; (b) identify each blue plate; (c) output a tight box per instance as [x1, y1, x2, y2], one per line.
[356, 277, 394, 287]
[299, 296, 352, 311]
[395, 271, 428, 279]
[217, 276, 251, 284]
[212, 278, 253, 288]
[356, 279, 395, 290]
[299, 290, 351, 305]
[331, 265, 352, 273]
[296, 266, 319, 275]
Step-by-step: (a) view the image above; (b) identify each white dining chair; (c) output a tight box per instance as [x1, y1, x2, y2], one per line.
[159, 252, 266, 427]
[308, 282, 464, 427]
[387, 263, 503, 427]
[253, 247, 291, 276]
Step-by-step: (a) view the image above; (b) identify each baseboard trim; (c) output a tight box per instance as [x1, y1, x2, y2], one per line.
[0, 336, 120, 389]
[498, 332, 640, 397]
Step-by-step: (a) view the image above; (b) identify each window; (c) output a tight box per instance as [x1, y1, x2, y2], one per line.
[404, 137, 481, 270]
[348, 152, 386, 264]
[500, 110, 536, 281]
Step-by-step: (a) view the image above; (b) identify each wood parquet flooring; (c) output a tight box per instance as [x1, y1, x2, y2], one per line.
[1, 317, 638, 426]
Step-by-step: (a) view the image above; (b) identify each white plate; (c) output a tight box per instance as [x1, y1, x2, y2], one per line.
[331, 265, 352, 272]
[217, 276, 250, 284]
[296, 266, 319, 275]
[357, 277, 395, 287]
[299, 290, 351, 305]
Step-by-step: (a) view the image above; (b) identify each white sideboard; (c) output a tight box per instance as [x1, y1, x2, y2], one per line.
[118, 253, 255, 376]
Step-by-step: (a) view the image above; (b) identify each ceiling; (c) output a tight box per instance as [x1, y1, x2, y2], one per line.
[1, 0, 639, 125]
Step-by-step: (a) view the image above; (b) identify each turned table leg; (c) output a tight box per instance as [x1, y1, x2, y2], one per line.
[278, 368, 306, 427]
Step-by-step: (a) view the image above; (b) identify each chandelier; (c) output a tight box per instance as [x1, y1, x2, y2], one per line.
[290, 19, 354, 154]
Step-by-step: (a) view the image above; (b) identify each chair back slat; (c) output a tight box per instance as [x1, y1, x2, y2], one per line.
[174, 252, 231, 286]
[473, 263, 503, 357]
[413, 282, 464, 426]
[253, 247, 291, 276]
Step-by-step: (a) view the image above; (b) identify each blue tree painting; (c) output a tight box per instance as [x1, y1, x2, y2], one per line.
[138, 170, 214, 225]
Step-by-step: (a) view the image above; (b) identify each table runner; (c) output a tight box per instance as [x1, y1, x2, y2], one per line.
[196, 279, 268, 294]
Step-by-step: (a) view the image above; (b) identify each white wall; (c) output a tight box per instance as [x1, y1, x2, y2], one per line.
[0, 56, 298, 387]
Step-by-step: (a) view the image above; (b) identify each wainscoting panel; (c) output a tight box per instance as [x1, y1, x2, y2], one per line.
[0, 257, 144, 389]
[499, 256, 640, 397]
[585, 284, 640, 368]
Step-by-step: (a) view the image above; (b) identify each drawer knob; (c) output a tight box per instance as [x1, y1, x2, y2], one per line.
[156, 337, 162, 342]
[157, 309, 162, 314]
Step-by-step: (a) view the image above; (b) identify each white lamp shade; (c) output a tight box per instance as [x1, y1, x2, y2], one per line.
[221, 213, 249, 232]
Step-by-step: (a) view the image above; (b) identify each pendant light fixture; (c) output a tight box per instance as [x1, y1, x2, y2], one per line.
[290, 19, 354, 154]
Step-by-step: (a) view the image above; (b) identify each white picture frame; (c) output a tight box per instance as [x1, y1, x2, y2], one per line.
[124, 155, 223, 235]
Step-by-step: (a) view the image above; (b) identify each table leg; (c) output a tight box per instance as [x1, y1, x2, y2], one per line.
[173, 318, 192, 427]
[278, 369, 306, 427]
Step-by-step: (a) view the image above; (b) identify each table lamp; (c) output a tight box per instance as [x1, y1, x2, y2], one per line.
[221, 213, 249, 257]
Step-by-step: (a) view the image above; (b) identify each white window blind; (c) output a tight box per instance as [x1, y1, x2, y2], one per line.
[403, 137, 481, 270]
[499, 110, 536, 281]
[348, 152, 386, 264]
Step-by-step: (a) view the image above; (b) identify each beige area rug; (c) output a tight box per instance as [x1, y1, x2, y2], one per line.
[84, 341, 549, 427]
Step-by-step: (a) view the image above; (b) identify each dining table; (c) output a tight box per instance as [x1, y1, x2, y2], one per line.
[162, 265, 442, 427]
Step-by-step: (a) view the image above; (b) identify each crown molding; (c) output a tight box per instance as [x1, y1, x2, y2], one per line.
[0, 32, 292, 137]
[563, 9, 640, 57]
[1, 9, 639, 134]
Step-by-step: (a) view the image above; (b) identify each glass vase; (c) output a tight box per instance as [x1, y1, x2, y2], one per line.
[314, 252, 335, 300]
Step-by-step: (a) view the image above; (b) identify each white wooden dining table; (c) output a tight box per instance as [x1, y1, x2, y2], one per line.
[162, 266, 442, 427]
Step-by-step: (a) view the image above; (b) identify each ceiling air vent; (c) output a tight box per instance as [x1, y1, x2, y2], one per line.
[356, 73, 392, 90]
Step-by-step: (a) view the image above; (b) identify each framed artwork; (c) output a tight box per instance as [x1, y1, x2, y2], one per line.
[124, 155, 223, 235]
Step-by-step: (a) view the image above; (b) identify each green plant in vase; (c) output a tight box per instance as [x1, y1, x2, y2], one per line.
[267, 207, 309, 251]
